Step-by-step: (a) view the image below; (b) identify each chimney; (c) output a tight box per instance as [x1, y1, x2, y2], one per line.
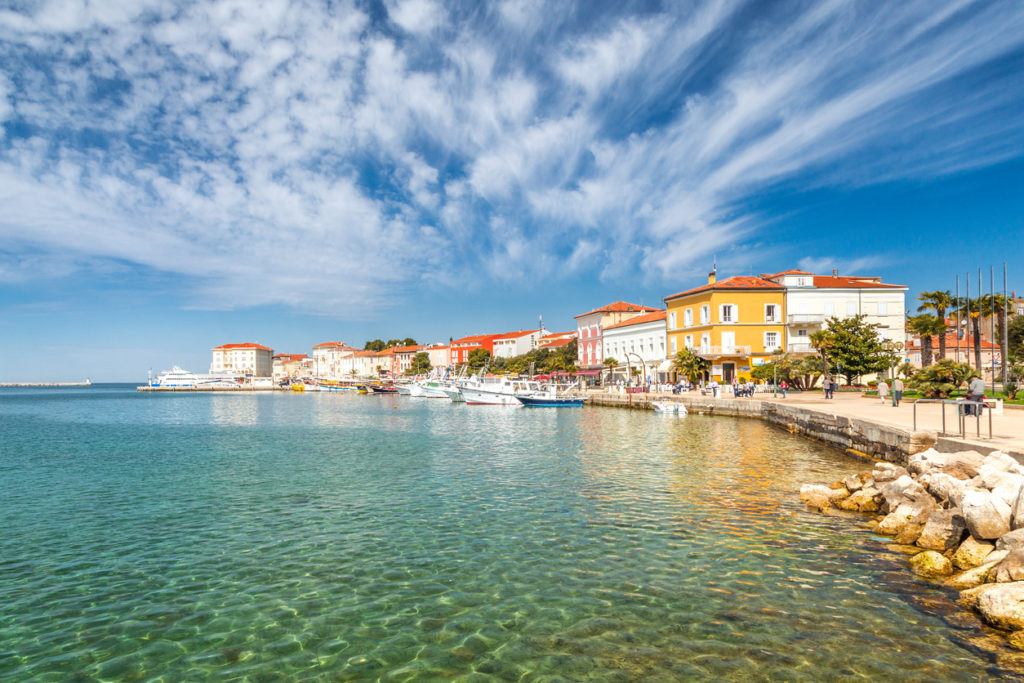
[708, 269, 717, 285]
[832, 268, 837, 277]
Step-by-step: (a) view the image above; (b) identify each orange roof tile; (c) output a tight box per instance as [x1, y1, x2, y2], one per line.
[451, 333, 502, 345]
[494, 329, 541, 341]
[812, 276, 905, 289]
[312, 341, 357, 349]
[392, 345, 425, 354]
[213, 342, 272, 351]
[538, 337, 573, 348]
[603, 310, 667, 330]
[665, 276, 783, 301]
[575, 301, 659, 318]
[761, 269, 814, 278]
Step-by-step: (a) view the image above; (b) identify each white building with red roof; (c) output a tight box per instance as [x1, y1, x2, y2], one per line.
[427, 345, 450, 371]
[574, 301, 659, 370]
[492, 329, 548, 358]
[311, 341, 359, 378]
[760, 269, 907, 353]
[210, 342, 273, 376]
[272, 353, 311, 380]
[537, 331, 576, 349]
[602, 310, 668, 382]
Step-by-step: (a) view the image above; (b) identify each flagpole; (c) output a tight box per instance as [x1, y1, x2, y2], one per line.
[955, 275, 960, 363]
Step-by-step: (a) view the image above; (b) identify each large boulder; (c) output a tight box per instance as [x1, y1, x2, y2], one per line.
[978, 452, 1023, 487]
[1012, 484, 1024, 531]
[909, 551, 953, 577]
[990, 550, 1024, 583]
[916, 509, 968, 551]
[974, 582, 1024, 631]
[895, 498, 939, 545]
[997, 529, 1024, 552]
[880, 475, 928, 513]
[989, 473, 1024, 509]
[961, 489, 1012, 540]
[872, 463, 909, 485]
[953, 536, 996, 569]
[878, 503, 917, 536]
[840, 487, 880, 513]
[927, 473, 967, 508]
[843, 473, 868, 493]
[946, 559, 1002, 590]
[908, 449, 950, 476]
[799, 484, 833, 510]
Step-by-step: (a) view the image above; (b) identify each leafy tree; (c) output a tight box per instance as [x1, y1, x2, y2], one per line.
[955, 297, 984, 371]
[917, 290, 953, 360]
[364, 339, 386, 351]
[467, 348, 491, 370]
[672, 348, 709, 382]
[907, 314, 947, 367]
[402, 338, 417, 346]
[749, 354, 822, 390]
[1009, 315, 1024, 364]
[408, 352, 431, 375]
[896, 361, 917, 380]
[810, 329, 836, 379]
[907, 359, 974, 398]
[821, 314, 887, 384]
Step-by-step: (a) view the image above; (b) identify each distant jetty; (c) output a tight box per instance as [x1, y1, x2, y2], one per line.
[0, 380, 92, 387]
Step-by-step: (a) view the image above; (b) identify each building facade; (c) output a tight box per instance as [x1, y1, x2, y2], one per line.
[492, 329, 546, 358]
[449, 334, 501, 365]
[664, 273, 786, 383]
[272, 353, 309, 380]
[428, 345, 450, 371]
[210, 343, 273, 376]
[312, 341, 358, 378]
[538, 331, 576, 349]
[601, 310, 668, 383]
[574, 302, 659, 370]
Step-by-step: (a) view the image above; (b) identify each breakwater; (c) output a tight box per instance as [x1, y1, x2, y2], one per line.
[0, 381, 92, 387]
[587, 393, 940, 465]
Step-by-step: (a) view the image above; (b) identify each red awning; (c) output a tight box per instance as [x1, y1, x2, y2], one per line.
[575, 370, 601, 376]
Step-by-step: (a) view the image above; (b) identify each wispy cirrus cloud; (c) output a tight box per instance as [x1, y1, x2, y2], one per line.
[0, 0, 1022, 315]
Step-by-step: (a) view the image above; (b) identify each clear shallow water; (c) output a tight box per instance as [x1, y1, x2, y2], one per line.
[0, 385, 1016, 680]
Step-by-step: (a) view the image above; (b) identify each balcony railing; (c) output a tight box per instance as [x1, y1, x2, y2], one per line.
[788, 342, 815, 354]
[788, 314, 826, 325]
[697, 345, 752, 358]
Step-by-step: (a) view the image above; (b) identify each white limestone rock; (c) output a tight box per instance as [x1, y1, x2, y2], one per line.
[997, 529, 1024, 552]
[979, 452, 1022, 487]
[974, 582, 1024, 630]
[799, 484, 833, 510]
[989, 473, 1024, 508]
[990, 550, 1024, 583]
[961, 489, 1012, 540]
[872, 463, 909, 485]
[927, 473, 967, 508]
[953, 537, 996, 570]
[916, 508, 968, 551]
[909, 551, 953, 577]
[946, 559, 1002, 590]
[1012, 483, 1024, 531]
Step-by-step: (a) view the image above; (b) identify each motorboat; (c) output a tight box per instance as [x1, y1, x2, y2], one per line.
[651, 400, 687, 414]
[459, 377, 542, 405]
[148, 366, 244, 388]
[409, 379, 449, 398]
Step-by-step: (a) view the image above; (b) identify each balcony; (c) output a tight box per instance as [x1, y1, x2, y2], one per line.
[788, 342, 815, 354]
[697, 345, 752, 358]
[788, 314, 826, 325]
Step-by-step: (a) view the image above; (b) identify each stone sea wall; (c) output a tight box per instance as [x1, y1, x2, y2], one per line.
[586, 394, 934, 465]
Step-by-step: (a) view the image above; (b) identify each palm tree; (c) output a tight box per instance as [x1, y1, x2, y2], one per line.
[955, 297, 983, 371]
[979, 293, 1011, 370]
[602, 357, 619, 384]
[809, 329, 835, 378]
[672, 348, 709, 383]
[917, 290, 952, 360]
[907, 314, 947, 367]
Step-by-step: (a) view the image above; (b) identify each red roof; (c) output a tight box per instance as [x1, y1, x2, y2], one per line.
[429, 345, 450, 351]
[451, 333, 502, 346]
[312, 341, 356, 349]
[665, 276, 783, 301]
[603, 310, 667, 330]
[761, 269, 814, 278]
[494, 329, 541, 341]
[538, 337, 573, 348]
[273, 353, 307, 361]
[213, 343, 272, 351]
[812, 276, 905, 289]
[575, 301, 659, 318]
[392, 345, 425, 354]
[907, 334, 999, 350]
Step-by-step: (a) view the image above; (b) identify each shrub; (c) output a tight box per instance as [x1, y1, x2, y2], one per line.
[907, 359, 974, 398]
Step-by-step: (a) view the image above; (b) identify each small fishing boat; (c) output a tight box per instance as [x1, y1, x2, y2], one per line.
[369, 384, 398, 394]
[517, 395, 587, 407]
[651, 400, 687, 414]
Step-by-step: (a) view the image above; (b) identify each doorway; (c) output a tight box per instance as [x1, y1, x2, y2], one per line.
[722, 362, 735, 383]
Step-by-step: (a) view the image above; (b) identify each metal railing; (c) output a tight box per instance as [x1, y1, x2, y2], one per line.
[912, 399, 992, 439]
[787, 314, 826, 325]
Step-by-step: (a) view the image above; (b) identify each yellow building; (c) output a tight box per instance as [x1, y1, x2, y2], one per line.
[664, 272, 786, 382]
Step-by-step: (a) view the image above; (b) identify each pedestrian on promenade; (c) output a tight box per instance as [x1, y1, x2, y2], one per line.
[878, 380, 889, 405]
[966, 374, 986, 416]
[892, 377, 904, 407]
[780, 380, 788, 398]
[711, 379, 720, 398]
[824, 377, 833, 399]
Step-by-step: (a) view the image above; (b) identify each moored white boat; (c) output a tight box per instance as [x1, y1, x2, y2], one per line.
[459, 377, 542, 405]
[651, 400, 686, 414]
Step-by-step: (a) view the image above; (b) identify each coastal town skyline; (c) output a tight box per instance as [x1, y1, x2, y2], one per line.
[2, 1, 1023, 381]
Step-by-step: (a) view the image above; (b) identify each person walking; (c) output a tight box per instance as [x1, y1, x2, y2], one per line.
[878, 380, 889, 405]
[780, 380, 788, 398]
[966, 374, 986, 416]
[824, 377, 833, 399]
[892, 377, 904, 407]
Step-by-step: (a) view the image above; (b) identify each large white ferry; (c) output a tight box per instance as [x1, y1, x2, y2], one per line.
[149, 367, 244, 388]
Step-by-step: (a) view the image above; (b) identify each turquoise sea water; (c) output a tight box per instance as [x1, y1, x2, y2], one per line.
[0, 385, 1017, 680]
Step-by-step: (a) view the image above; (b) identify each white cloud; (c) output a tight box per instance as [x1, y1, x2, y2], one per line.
[797, 255, 886, 276]
[387, 0, 444, 35]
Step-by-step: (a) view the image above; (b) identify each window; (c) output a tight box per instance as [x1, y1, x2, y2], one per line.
[700, 333, 710, 352]
[684, 309, 693, 327]
[847, 302, 857, 315]
[764, 331, 779, 351]
[878, 302, 888, 315]
[669, 311, 677, 329]
[764, 304, 777, 323]
[700, 305, 710, 324]
[719, 304, 736, 323]
[684, 335, 693, 349]
[825, 302, 834, 316]
[671, 337, 677, 353]
[796, 277, 807, 286]
[797, 328, 808, 337]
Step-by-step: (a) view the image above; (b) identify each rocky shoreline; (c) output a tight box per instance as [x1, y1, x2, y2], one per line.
[802, 449, 1024, 650]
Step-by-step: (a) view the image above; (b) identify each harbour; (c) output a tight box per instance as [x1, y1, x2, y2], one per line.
[2, 384, 1023, 679]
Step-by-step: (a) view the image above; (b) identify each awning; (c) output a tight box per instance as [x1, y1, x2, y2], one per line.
[657, 359, 675, 372]
[576, 370, 601, 376]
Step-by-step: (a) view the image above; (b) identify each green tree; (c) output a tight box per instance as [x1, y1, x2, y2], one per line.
[810, 329, 836, 378]
[603, 357, 619, 383]
[409, 352, 431, 375]
[955, 297, 984, 371]
[402, 337, 417, 346]
[364, 339, 386, 352]
[907, 359, 974, 398]
[896, 361, 916, 380]
[672, 348, 709, 382]
[917, 290, 953, 360]
[907, 314, 947, 367]
[1009, 315, 1024, 364]
[822, 314, 887, 384]
[467, 348, 491, 370]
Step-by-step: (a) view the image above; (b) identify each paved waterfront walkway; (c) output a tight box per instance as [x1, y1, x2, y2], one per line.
[590, 388, 1024, 454]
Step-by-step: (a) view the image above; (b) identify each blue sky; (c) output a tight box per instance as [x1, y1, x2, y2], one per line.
[1, 0, 1022, 381]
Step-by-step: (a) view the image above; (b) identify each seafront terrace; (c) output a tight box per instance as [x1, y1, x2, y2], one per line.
[586, 388, 1024, 457]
